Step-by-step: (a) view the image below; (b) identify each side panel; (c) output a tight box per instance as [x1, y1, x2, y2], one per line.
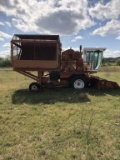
[11, 38, 61, 70]
[13, 60, 58, 69]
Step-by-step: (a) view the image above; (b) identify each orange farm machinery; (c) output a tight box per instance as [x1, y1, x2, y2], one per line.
[11, 34, 119, 91]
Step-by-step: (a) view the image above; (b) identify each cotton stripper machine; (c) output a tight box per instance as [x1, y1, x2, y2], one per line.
[11, 34, 119, 91]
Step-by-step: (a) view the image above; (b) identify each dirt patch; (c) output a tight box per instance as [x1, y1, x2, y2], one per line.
[100, 66, 120, 72]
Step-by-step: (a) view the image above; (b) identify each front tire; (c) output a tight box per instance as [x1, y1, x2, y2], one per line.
[73, 79, 85, 89]
[29, 82, 40, 92]
[69, 76, 88, 89]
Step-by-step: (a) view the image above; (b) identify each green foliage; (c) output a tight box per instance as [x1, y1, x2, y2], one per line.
[0, 57, 11, 67]
[102, 57, 107, 64]
[102, 58, 116, 66]
[116, 58, 120, 66]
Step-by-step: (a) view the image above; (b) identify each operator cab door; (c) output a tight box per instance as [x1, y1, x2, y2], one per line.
[83, 48, 106, 70]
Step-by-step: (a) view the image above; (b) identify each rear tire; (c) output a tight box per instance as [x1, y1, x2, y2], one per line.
[69, 75, 89, 89]
[29, 82, 40, 92]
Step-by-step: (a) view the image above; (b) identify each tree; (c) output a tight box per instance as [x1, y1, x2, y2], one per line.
[0, 57, 12, 67]
[102, 57, 107, 66]
[116, 58, 120, 66]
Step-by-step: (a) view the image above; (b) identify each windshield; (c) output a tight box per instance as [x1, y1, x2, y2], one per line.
[85, 50, 103, 70]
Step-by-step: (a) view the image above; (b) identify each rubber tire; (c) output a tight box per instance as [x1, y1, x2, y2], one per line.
[69, 75, 88, 89]
[29, 82, 40, 92]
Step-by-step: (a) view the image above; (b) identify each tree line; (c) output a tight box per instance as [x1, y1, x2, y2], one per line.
[0, 56, 120, 67]
[0, 57, 12, 67]
[102, 57, 120, 66]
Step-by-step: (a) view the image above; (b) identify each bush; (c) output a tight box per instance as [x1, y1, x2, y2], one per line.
[116, 58, 120, 66]
[0, 57, 12, 67]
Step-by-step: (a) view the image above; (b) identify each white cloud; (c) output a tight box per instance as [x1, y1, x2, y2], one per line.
[89, 0, 120, 39]
[89, 0, 120, 20]
[62, 47, 79, 52]
[3, 43, 10, 48]
[0, 31, 12, 39]
[5, 22, 11, 28]
[71, 36, 83, 42]
[12, 18, 37, 32]
[0, 37, 4, 41]
[0, 0, 95, 35]
[116, 36, 120, 40]
[103, 49, 120, 58]
[92, 19, 120, 36]
[0, 21, 11, 27]
[0, 50, 10, 58]
[0, 22, 4, 26]
[0, 43, 10, 58]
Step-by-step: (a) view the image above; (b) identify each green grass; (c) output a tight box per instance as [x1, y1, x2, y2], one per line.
[0, 67, 120, 160]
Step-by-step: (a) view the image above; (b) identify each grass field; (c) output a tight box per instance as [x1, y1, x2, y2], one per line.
[0, 67, 120, 160]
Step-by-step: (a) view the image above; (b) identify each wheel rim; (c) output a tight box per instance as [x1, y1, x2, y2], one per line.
[74, 79, 85, 89]
[31, 84, 38, 91]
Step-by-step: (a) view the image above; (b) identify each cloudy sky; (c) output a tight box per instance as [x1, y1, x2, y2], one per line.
[0, 0, 120, 58]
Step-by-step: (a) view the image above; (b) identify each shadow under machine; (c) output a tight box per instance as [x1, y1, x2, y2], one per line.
[11, 34, 119, 91]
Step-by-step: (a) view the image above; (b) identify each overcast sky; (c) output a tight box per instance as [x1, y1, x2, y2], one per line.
[0, 0, 120, 58]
